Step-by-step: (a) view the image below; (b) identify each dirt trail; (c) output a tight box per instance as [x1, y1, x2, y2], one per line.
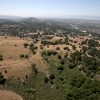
[29, 50, 48, 74]
[29, 41, 49, 74]
[0, 90, 23, 100]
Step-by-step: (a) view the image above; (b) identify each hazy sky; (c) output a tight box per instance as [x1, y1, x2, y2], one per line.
[0, 0, 100, 18]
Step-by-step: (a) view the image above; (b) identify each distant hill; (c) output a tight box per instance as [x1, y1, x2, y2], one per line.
[22, 17, 43, 23]
[0, 15, 100, 24]
[0, 16, 42, 23]
[0, 15, 25, 23]
[0, 15, 25, 20]
[0, 19, 13, 23]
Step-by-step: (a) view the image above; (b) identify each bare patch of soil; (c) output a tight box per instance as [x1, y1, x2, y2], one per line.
[0, 90, 23, 100]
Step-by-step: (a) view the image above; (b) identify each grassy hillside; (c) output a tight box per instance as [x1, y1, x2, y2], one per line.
[0, 34, 100, 100]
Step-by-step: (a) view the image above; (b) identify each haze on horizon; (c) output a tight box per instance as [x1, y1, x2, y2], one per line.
[0, 0, 100, 19]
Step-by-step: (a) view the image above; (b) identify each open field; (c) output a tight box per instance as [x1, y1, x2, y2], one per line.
[0, 36, 33, 79]
[0, 36, 50, 80]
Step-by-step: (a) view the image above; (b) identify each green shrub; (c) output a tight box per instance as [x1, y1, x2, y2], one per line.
[20, 54, 24, 58]
[0, 55, 3, 61]
[57, 65, 64, 71]
[0, 72, 6, 84]
[58, 55, 61, 59]
[44, 76, 49, 83]
[49, 74, 55, 80]
[56, 47, 60, 50]
[69, 63, 75, 69]
[25, 55, 29, 58]
[23, 43, 28, 48]
[31, 64, 38, 75]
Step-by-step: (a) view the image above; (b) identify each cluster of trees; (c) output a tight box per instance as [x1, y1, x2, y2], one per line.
[42, 50, 57, 57]
[82, 46, 87, 53]
[44, 74, 55, 84]
[41, 40, 66, 46]
[81, 39, 99, 47]
[88, 39, 100, 47]
[81, 56, 100, 76]
[69, 51, 100, 77]
[29, 43, 37, 54]
[20, 54, 28, 59]
[66, 76, 100, 100]
[87, 47, 100, 58]
[41, 47, 100, 100]
[81, 39, 88, 45]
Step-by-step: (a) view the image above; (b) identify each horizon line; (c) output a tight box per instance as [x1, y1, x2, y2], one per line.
[0, 14, 100, 21]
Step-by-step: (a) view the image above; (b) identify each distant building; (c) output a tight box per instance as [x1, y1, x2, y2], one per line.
[80, 30, 87, 33]
[28, 32, 39, 38]
[88, 34, 93, 38]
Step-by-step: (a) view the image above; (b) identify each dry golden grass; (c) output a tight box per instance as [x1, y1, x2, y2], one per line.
[0, 35, 99, 79]
[0, 36, 49, 79]
[32, 41, 49, 74]
[0, 36, 33, 79]
[0, 36, 32, 61]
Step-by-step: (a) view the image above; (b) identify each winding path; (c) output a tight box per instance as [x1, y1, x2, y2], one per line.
[0, 41, 49, 74]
